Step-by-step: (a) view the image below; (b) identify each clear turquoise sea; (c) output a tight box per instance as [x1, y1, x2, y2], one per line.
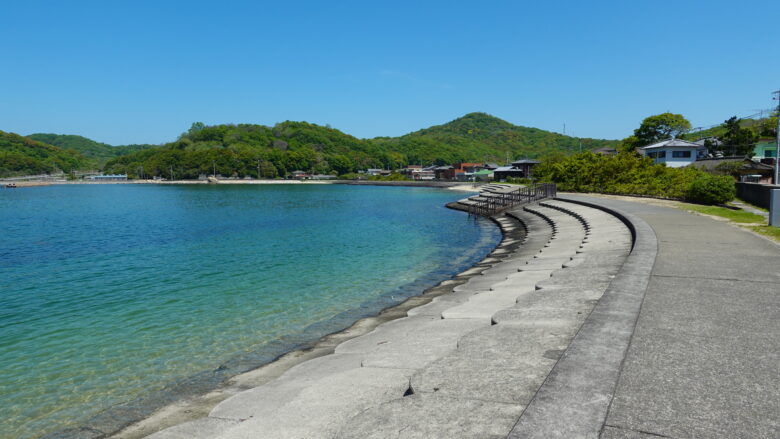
[0, 184, 500, 439]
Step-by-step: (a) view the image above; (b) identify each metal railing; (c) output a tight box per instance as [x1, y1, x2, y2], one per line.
[467, 183, 557, 216]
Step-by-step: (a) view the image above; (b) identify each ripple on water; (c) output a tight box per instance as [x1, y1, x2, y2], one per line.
[0, 184, 501, 439]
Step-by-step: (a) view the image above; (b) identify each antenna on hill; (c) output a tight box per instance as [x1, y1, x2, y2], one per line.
[563, 123, 566, 135]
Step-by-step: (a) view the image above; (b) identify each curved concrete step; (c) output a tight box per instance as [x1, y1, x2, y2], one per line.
[145, 199, 635, 439]
[340, 200, 632, 437]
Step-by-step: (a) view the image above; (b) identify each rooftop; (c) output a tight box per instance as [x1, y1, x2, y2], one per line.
[688, 157, 774, 172]
[511, 159, 541, 165]
[641, 139, 702, 150]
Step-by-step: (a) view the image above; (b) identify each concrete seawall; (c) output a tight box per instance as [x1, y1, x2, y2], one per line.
[106, 199, 518, 439]
[125, 197, 640, 438]
[105, 193, 779, 439]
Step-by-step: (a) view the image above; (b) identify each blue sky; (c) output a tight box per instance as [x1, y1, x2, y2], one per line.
[2, 0, 779, 145]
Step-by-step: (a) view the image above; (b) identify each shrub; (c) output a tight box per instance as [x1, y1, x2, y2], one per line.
[685, 174, 735, 205]
[534, 152, 735, 205]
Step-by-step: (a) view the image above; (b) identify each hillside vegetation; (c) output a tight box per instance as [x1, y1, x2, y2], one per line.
[534, 152, 735, 204]
[379, 112, 617, 164]
[103, 113, 619, 179]
[27, 133, 156, 166]
[0, 131, 88, 177]
[681, 116, 776, 142]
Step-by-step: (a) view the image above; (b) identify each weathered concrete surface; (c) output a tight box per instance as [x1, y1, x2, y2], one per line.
[337, 393, 524, 439]
[138, 200, 638, 439]
[146, 418, 240, 439]
[215, 366, 415, 439]
[339, 201, 630, 438]
[156, 195, 779, 439]
[531, 194, 780, 439]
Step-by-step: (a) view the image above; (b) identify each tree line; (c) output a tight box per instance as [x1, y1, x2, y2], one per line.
[620, 112, 777, 156]
[102, 114, 619, 179]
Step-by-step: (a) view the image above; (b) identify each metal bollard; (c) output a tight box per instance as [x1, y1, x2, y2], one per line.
[770, 189, 780, 227]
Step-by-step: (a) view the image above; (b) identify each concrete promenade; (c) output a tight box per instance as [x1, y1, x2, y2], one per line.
[555, 195, 780, 438]
[135, 195, 778, 439]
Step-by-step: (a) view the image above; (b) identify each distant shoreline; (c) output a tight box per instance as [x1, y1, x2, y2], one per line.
[2, 179, 483, 192]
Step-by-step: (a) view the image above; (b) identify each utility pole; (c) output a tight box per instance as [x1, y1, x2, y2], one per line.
[774, 90, 780, 185]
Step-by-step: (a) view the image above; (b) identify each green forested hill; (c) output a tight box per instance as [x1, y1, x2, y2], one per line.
[379, 112, 619, 164]
[0, 131, 89, 177]
[103, 113, 619, 179]
[27, 133, 156, 166]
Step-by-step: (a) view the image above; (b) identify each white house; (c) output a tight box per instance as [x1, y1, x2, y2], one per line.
[640, 139, 706, 168]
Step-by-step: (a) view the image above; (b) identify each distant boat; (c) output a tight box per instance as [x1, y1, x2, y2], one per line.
[4, 183, 17, 188]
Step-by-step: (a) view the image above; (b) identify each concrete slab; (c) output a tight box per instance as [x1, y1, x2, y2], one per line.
[452, 324, 570, 357]
[513, 286, 605, 309]
[519, 258, 571, 271]
[210, 353, 364, 420]
[146, 418, 240, 439]
[535, 269, 616, 290]
[405, 291, 474, 317]
[355, 319, 490, 369]
[441, 286, 537, 321]
[604, 277, 780, 439]
[336, 393, 523, 439]
[489, 270, 553, 291]
[600, 425, 667, 439]
[410, 356, 556, 404]
[213, 367, 413, 439]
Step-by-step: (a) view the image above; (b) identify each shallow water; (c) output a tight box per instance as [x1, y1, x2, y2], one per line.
[0, 184, 500, 439]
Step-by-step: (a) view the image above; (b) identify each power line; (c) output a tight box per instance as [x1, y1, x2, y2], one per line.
[687, 108, 776, 137]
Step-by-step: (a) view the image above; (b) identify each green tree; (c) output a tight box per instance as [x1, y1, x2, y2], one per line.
[720, 116, 758, 156]
[618, 135, 641, 153]
[328, 154, 353, 175]
[188, 122, 206, 135]
[758, 115, 777, 138]
[259, 160, 278, 178]
[633, 113, 692, 146]
[713, 161, 744, 179]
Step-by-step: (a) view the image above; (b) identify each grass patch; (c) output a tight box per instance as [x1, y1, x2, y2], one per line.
[682, 204, 766, 223]
[734, 198, 768, 212]
[751, 226, 780, 241]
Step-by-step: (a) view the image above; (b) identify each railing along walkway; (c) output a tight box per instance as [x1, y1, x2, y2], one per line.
[467, 183, 557, 216]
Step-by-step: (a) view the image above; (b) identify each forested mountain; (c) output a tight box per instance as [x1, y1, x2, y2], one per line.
[104, 121, 394, 179]
[27, 133, 156, 166]
[378, 112, 618, 164]
[102, 113, 619, 179]
[0, 131, 89, 177]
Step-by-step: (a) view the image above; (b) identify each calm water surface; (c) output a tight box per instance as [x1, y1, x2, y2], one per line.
[0, 184, 500, 439]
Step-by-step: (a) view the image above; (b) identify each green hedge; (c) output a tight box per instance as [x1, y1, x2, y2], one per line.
[533, 152, 735, 205]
